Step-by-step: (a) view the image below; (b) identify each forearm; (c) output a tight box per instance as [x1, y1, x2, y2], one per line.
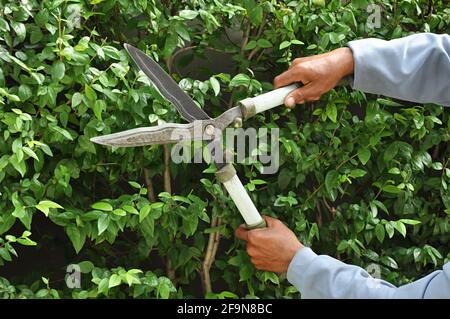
[287, 247, 450, 299]
[346, 33, 450, 106]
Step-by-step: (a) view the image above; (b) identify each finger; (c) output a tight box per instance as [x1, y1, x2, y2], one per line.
[289, 56, 317, 69]
[289, 58, 304, 69]
[235, 224, 249, 241]
[284, 84, 319, 108]
[273, 67, 305, 89]
[263, 215, 280, 228]
[247, 245, 257, 257]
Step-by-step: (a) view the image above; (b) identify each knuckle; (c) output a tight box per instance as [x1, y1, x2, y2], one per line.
[247, 231, 256, 242]
[247, 246, 256, 257]
[294, 91, 305, 100]
[294, 63, 305, 73]
[273, 219, 283, 226]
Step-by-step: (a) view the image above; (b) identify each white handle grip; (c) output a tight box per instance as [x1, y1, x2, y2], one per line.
[239, 83, 299, 119]
[222, 174, 265, 228]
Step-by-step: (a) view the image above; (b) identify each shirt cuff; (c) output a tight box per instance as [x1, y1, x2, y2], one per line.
[346, 38, 387, 94]
[286, 247, 318, 287]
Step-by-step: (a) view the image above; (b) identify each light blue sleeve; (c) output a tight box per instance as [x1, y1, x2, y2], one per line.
[347, 33, 450, 107]
[286, 247, 450, 299]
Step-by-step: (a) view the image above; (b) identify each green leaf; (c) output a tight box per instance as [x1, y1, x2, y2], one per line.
[209, 77, 220, 96]
[326, 103, 337, 122]
[84, 85, 97, 101]
[248, 6, 263, 26]
[377, 98, 403, 107]
[399, 219, 421, 225]
[108, 274, 121, 288]
[78, 261, 94, 273]
[382, 185, 402, 194]
[385, 222, 395, 238]
[375, 224, 385, 243]
[257, 39, 272, 48]
[16, 237, 37, 246]
[150, 202, 164, 210]
[9, 153, 26, 177]
[157, 277, 175, 299]
[23, 146, 39, 161]
[72, 93, 83, 107]
[30, 28, 43, 44]
[325, 170, 339, 200]
[112, 209, 126, 216]
[357, 148, 371, 165]
[139, 205, 151, 222]
[279, 41, 291, 50]
[244, 40, 257, 50]
[93, 100, 106, 120]
[91, 202, 113, 211]
[393, 221, 407, 237]
[328, 32, 345, 44]
[0, 247, 12, 261]
[291, 39, 305, 45]
[18, 84, 32, 101]
[179, 10, 198, 20]
[49, 124, 73, 141]
[66, 225, 85, 253]
[35, 200, 63, 217]
[349, 169, 366, 178]
[128, 181, 141, 189]
[97, 214, 110, 235]
[388, 167, 400, 174]
[11, 21, 26, 43]
[230, 74, 250, 87]
[312, 0, 326, 7]
[51, 61, 65, 81]
[122, 205, 139, 215]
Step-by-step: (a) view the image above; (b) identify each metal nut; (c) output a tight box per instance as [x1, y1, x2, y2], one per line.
[204, 124, 215, 136]
[233, 117, 243, 128]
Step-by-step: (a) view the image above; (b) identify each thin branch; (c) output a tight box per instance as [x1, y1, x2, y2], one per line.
[316, 201, 323, 228]
[208, 218, 221, 270]
[163, 145, 172, 194]
[167, 45, 197, 74]
[165, 256, 176, 282]
[143, 168, 156, 202]
[162, 145, 174, 282]
[201, 216, 218, 294]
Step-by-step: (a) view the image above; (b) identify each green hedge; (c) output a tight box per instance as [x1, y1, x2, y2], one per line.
[0, 0, 449, 298]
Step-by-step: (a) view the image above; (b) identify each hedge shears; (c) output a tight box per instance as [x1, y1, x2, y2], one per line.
[91, 44, 297, 229]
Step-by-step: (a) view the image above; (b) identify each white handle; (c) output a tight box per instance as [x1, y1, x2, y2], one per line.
[239, 83, 299, 119]
[216, 164, 266, 229]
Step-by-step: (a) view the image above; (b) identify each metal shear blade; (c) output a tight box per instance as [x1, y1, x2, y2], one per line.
[90, 107, 243, 147]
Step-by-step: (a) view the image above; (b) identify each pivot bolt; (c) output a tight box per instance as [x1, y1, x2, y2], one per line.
[233, 117, 243, 128]
[204, 124, 215, 136]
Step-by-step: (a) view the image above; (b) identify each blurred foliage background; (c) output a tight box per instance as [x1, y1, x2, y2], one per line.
[0, 0, 449, 298]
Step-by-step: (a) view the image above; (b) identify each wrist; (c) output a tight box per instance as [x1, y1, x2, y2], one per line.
[335, 47, 354, 77]
[288, 241, 304, 261]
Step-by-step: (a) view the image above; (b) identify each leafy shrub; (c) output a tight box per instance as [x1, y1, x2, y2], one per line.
[0, 0, 449, 298]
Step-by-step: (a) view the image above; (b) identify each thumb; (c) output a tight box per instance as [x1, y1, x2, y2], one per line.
[284, 84, 319, 108]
